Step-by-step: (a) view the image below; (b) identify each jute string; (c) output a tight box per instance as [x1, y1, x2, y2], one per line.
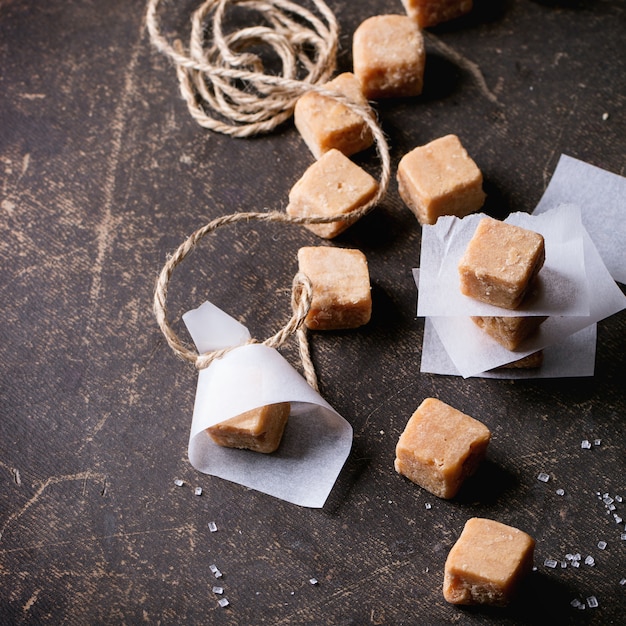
[147, 0, 390, 389]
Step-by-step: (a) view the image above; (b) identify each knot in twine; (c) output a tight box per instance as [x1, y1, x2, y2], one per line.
[148, 0, 391, 390]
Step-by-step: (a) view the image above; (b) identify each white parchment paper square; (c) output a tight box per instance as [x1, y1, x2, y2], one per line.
[421, 318, 597, 379]
[534, 154, 626, 284]
[417, 204, 589, 318]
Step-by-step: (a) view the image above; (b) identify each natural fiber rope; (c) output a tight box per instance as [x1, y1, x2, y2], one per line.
[146, 0, 338, 136]
[147, 0, 391, 389]
[153, 211, 321, 389]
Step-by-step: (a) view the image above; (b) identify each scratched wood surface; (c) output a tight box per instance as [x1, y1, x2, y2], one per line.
[1, 0, 625, 624]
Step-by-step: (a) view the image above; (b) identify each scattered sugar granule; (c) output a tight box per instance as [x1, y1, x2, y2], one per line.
[209, 564, 223, 578]
[218, 597, 230, 608]
[174, 479, 184, 487]
[581, 440, 592, 449]
[556, 488, 565, 496]
[586, 595, 598, 608]
[597, 541, 607, 550]
[194, 487, 203, 496]
[212, 586, 224, 595]
[584, 555, 595, 566]
[544, 558, 558, 569]
[571, 598, 584, 610]
[424, 503, 432, 510]
[594, 438, 601, 446]
[602, 112, 609, 121]
[208, 521, 218, 533]
[620, 578, 626, 586]
[309, 578, 318, 585]
[616, 495, 623, 503]
[537, 472, 550, 483]
[614, 515, 623, 524]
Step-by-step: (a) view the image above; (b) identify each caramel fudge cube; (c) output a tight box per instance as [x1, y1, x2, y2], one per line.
[287, 149, 379, 239]
[297, 246, 372, 330]
[402, 0, 473, 28]
[397, 134, 485, 225]
[352, 15, 425, 99]
[294, 72, 374, 159]
[394, 398, 490, 499]
[207, 402, 290, 454]
[458, 217, 545, 310]
[471, 314, 548, 351]
[443, 517, 535, 606]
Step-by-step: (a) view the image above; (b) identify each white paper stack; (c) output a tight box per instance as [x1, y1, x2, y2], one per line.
[416, 156, 626, 379]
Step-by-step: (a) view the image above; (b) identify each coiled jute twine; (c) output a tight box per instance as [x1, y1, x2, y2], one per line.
[148, 0, 391, 391]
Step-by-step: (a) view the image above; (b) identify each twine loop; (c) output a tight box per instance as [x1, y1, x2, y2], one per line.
[153, 211, 319, 389]
[146, 0, 339, 136]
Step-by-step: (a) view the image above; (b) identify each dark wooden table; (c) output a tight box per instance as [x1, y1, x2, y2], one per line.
[1, 1, 625, 623]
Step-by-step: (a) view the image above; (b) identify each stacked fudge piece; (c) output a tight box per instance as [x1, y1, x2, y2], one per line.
[458, 216, 547, 367]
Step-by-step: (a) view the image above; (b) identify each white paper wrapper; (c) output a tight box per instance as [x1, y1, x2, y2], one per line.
[534, 154, 626, 284]
[417, 204, 589, 318]
[421, 318, 597, 379]
[181, 301, 352, 508]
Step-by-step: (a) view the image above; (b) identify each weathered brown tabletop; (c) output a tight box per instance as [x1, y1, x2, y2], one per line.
[1, 0, 625, 624]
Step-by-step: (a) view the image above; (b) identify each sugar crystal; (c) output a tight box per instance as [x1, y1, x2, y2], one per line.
[174, 479, 184, 487]
[581, 439, 591, 449]
[594, 439, 601, 446]
[209, 564, 222, 578]
[597, 540, 607, 550]
[425, 503, 432, 510]
[544, 558, 558, 568]
[537, 472, 550, 483]
[212, 586, 224, 594]
[309, 578, 318, 585]
[218, 597, 230, 608]
[194, 487, 203, 496]
[620, 578, 626, 586]
[584, 555, 595, 566]
[208, 521, 218, 532]
[586, 596, 598, 608]
[556, 488, 565, 496]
